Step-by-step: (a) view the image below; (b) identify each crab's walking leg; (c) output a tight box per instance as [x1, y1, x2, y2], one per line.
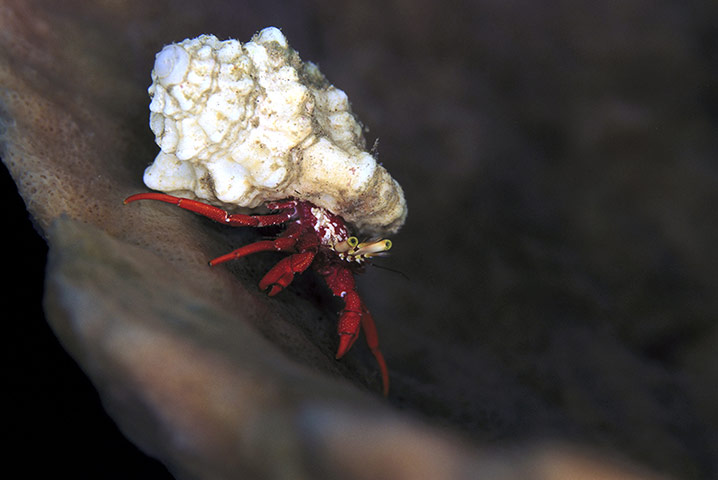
[124, 192, 295, 226]
[358, 302, 390, 396]
[258, 251, 316, 296]
[326, 267, 390, 395]
[209, 238, 298, 266]
[227, 226, 318, 295]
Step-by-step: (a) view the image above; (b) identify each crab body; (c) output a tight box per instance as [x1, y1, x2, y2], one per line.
[125, 192, 391, 395]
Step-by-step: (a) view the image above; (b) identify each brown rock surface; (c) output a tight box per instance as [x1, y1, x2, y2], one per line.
[2, 1, 716, 478]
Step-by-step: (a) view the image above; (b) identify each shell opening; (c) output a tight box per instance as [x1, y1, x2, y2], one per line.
[154, 44, 190, 85]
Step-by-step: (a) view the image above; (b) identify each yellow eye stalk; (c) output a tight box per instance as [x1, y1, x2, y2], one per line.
[333, 237, 392, 262]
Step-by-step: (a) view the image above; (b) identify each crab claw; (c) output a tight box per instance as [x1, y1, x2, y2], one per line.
[335, 292, 390, 395]
[323, 269, 390, 395]
[336, 309, 361, 359]
[258, 251, 316, 296]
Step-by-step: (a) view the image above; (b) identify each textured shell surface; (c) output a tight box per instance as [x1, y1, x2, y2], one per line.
[144, 27, 407, 236]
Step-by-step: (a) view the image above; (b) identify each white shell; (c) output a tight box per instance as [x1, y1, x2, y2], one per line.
[144, 27, 407, 236]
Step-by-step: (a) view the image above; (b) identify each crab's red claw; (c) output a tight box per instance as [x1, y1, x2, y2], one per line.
[335, 290, 362, 356]
[323, 269, 390, 395]
[335, 298, 390, 396]
[336, 310, 361, 359]
[258, 251, 316, 296]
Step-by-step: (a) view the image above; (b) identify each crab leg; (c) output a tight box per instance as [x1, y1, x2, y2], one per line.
[358, 302, 390, 396]
[325, 266, 390, 395]
[258, 251, 316, 296]
[209, 237, 298, 266]
[124, 192, 295, 226]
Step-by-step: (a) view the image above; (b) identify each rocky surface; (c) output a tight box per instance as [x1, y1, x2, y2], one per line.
[2, 0, 716, 478]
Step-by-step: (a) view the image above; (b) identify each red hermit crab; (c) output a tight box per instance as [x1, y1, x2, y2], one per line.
[130, 28, 407, 395]
[125, 193, 394, 395]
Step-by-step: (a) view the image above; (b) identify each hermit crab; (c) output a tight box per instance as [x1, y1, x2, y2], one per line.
[125, 28, 407, 395]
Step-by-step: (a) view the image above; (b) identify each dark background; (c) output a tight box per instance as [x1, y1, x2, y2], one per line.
[3, 1, 717, 478]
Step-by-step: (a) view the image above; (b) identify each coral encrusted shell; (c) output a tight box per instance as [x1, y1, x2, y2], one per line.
[143, 27, 407, 236]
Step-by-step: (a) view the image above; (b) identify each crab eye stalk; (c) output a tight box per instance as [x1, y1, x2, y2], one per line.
[334, 236, 359, 253]
[354, 239, 392, 257]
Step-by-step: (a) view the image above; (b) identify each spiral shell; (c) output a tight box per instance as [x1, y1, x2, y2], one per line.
[143, 27, 406, 236]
